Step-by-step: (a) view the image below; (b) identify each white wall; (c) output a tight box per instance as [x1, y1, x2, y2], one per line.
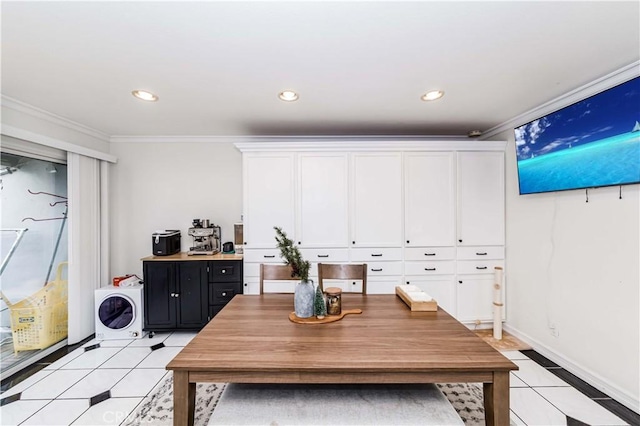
[500, 127, 640, 410]
[109, 141, 242, 278]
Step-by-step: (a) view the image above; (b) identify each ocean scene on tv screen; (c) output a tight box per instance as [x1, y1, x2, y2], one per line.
[515, 76, 640, 194]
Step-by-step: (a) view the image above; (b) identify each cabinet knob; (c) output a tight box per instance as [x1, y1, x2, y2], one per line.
[406, 240, 410, 244]
[298, 241, 301, 245]
[352, 241, 356, 245]
[174, 293, 180, 297]
[458, 239, 463, 243]
[170, 293, 175, 297]
[222, 292, 227, 296]
[458, 280, 463, 284]
[222, 269, 226, 273]
[244, 283, 248, 286]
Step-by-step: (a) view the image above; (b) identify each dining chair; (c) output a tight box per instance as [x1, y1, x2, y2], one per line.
[317, 263, 367, 294]
[259, 264, 299, 294]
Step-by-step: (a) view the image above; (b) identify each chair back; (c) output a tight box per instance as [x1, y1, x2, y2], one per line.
[317, 263, 367, 294]
[259, 264, 299, 294]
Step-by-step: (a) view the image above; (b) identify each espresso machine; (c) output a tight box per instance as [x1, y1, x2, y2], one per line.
[187, 219, 221, 255]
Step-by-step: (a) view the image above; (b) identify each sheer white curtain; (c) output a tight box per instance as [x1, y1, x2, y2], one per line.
[67, 152, 109, 344]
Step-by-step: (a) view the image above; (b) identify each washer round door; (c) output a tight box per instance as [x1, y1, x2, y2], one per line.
[98, 294, 136, 330]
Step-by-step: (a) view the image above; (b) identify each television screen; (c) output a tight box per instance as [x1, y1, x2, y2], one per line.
[514, 76, 640, 195]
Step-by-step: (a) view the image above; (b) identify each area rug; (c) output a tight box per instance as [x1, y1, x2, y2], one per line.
[124, 373, 485, 426]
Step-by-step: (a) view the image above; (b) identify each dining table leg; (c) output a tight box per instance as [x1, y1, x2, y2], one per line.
[173, 370, 195, 426]
[483, 371, 510, 426]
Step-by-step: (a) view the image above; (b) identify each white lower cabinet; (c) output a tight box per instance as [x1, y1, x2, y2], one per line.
[456, 275, 497, 322]
[321, 279, 363, 293]
[405, 276, 456, 316]
[367, 277, 404, 294]
[243, 248, 284, 295]
[243, 279, 260, 295]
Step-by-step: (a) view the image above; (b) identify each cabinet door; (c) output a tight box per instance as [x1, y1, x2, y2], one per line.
[351, 153, 403, 247]
[405, 276, 456, 317]
[297, 153, 349, 248]
[243, 153, 295, 248]
[457, 152, 505, 246]
[456, 275, 497, 322]
[143, 262, 176, 328]
[404, 152, 455, 247]
[176, 262, 208, 328]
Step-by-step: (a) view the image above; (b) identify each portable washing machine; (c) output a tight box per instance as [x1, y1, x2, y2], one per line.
[95, 284, 145, 340]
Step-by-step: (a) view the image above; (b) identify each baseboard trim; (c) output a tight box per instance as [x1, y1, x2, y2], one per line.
[503, 324, 639, 414]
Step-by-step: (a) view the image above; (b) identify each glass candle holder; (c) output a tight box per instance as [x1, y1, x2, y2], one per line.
[325, 287, 342, 316]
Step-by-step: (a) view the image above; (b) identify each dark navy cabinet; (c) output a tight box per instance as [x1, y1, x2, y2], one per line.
[142, 255, 243, 333]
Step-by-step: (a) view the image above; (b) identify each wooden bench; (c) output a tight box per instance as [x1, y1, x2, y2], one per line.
[208, 383, 463, 425]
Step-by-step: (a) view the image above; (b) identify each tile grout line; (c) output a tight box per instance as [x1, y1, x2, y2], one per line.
[521, 350, 634, 425]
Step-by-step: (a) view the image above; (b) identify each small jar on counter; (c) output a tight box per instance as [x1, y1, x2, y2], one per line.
[325, 287, 342, 316]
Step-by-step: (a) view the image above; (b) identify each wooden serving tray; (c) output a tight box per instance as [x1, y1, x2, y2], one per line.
[395, 286, 438, 312]
[289, 309, 362, 324]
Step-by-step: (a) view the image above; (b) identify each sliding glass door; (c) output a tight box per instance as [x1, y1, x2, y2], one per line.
[0, 152, 68, 376]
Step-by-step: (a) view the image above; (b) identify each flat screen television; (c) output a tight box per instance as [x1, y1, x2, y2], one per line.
[514, 76, 640, 195]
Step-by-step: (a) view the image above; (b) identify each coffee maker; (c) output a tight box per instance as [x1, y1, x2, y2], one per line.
[187, 219, 221, 255]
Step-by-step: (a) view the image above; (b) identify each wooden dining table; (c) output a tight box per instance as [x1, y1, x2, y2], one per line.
[167, 293, 518, 426]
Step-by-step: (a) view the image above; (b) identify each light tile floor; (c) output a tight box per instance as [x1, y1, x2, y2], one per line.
[0, 333, 635, 425]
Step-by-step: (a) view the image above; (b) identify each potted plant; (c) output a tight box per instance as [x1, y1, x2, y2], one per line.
[274, 226, 314, 318]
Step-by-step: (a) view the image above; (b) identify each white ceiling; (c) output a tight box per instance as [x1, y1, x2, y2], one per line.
[2, 1, 639, 138]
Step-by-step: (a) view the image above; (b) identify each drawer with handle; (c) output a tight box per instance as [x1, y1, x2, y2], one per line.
[366, 261, 403, 276]
[208, 262, 241, 282]
[243, 249, 282, 263]
[209, 284, 241, 304]
[457, 260, 504, 274]
[350, 248, 402, 262]
[300, 248, 349, 262]
[404, 247, 455, 261]
[404, 260, 455, 276]
[457, 246, 504, 260]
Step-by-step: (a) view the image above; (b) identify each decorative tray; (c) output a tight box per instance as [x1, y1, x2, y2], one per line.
[289, 309, 362, 324]
[395, 285, 438, 311]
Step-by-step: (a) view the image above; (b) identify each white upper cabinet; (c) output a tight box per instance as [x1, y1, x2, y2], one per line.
[243, 153, 295, 248]
[404, 152, 455, 247]
[297, 153, 349, 248]
[350, 152, 403, 247]
[456, 152, 505, 246]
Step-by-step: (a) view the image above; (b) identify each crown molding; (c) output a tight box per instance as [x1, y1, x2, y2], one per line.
[1, 124, 117, 163]
[109, 134, 474, 144]
[234, 139, 507, 152]
[481, 61, 640, 140]
[1, 95, 111, 143]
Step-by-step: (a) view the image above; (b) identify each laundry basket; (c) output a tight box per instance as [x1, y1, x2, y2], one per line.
[0, 262, 68, 353]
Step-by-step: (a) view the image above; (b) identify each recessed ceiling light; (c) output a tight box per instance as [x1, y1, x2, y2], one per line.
[421, 90, 444, 101]
[278, 90, 299, 102]
[132, 90, 158, 102]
